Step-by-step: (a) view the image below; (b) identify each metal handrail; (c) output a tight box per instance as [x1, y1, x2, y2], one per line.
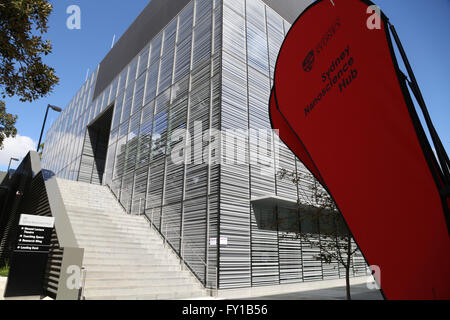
[104, 184, 218, 295]
[78, 267, 87, 300]
[160, 220, 207, 265]
[150, 211, 218, 294]
[105, 184, 129, 214]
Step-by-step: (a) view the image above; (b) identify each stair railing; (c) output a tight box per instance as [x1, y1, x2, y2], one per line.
[104, 184, 218, 296]
[161, 219, 218, 296]
[78, 267, 87, 300]
[105, 184, 129, 214]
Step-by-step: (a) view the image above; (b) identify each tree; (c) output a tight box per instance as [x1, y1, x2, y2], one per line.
[279, 168, 360, 300]
[0, 0, 59, 102]
[0, 100, 17, 149]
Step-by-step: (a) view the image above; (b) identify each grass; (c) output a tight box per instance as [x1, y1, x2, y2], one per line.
[0, 264, 9, 277]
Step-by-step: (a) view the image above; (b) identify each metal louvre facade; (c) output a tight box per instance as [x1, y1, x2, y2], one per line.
[41, 0, 368, 290]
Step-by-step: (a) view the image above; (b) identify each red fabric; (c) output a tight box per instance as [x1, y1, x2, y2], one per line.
[271, 0, 450, 299]
[270, 90, 324, 185]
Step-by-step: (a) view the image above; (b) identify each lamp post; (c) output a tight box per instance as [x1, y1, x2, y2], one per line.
[7, 157, 19, 174]
[37, 104, 62, 152]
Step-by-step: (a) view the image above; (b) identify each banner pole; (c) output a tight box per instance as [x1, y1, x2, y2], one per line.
[388, 22, 450, 184]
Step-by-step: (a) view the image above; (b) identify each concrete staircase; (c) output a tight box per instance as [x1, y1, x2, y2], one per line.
[55, 178, 208, 300]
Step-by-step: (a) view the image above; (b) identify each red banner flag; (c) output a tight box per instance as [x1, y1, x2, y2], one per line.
[270, 0, 450, 299]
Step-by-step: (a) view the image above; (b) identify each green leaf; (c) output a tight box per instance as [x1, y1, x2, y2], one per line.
[0, 0, 59, 102]
[0, 100, 18, 149]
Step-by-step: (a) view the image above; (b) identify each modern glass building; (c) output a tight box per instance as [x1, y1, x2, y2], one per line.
[41, 0, 368, 290]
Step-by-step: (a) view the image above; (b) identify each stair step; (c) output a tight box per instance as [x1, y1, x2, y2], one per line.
[84, 287, 206, 299]
[71, 226, 154, 236]
[66, 210, 141, 220]
[67, 209, 146, 220]
[69, 219, 152, 230]
[73, 233, 160, 243]
[81, 246, 166, 255]
[64, 204, 119, 210]
[69, 223, 155, 234]
[83, 255, 177, 266]
[85, 270, 195, 280]
[68, 215, 148, 227]
[80, 247, 168, 256]
[69, 220, 152, 231]
[77, 239, 169, 249]
[61, 195, 117, 201]
[61, 196, 116, 201]
[86, 264, 183, 272]
[86, 281, 202, 291]
[71, 233, 160, 243]
[85, 273, 196, 282]
[65, 208, 124, 215]
[82, 250, 172, 258]
[60, 189, 113, 195]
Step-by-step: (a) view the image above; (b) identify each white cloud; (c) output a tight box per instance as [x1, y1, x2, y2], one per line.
[0, 135, 36, 170]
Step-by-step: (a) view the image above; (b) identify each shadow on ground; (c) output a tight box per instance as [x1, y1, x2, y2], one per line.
[241, 284, 384, 300]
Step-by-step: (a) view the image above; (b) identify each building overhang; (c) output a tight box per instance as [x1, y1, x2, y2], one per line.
[93, 0, 313, 101]
[251, 195, 298, 210]
[250, 195, 346, 236]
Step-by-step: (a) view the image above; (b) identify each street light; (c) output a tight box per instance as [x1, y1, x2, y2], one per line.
[37, 104, 62, 152]
[7, 157, 19, 174]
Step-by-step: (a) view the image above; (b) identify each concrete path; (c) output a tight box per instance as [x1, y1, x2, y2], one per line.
[1, 275, 383, 300]
[241, 283, 383, 300]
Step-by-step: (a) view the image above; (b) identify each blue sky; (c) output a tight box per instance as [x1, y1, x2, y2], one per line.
[1, 0, 449, 171]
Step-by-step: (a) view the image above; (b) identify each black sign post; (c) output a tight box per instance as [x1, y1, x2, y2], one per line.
[3, 214, 54, 298]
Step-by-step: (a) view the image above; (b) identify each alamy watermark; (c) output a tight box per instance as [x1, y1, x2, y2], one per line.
[66, 265, 82, 290]
[366, 5, 381, 30]
[168, 124, 281, 176]
[66, 5, 81, 30]
[366, 265, 381, 290]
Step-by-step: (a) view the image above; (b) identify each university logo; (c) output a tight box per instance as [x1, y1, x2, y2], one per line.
[302, 50, 315, 72]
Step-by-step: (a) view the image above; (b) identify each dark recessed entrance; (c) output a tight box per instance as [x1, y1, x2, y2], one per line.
[78, 106, 113, 184]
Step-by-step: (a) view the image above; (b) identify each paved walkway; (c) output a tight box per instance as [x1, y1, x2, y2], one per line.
[2, 275, 383, 300]
[242, 283, 383, 300]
